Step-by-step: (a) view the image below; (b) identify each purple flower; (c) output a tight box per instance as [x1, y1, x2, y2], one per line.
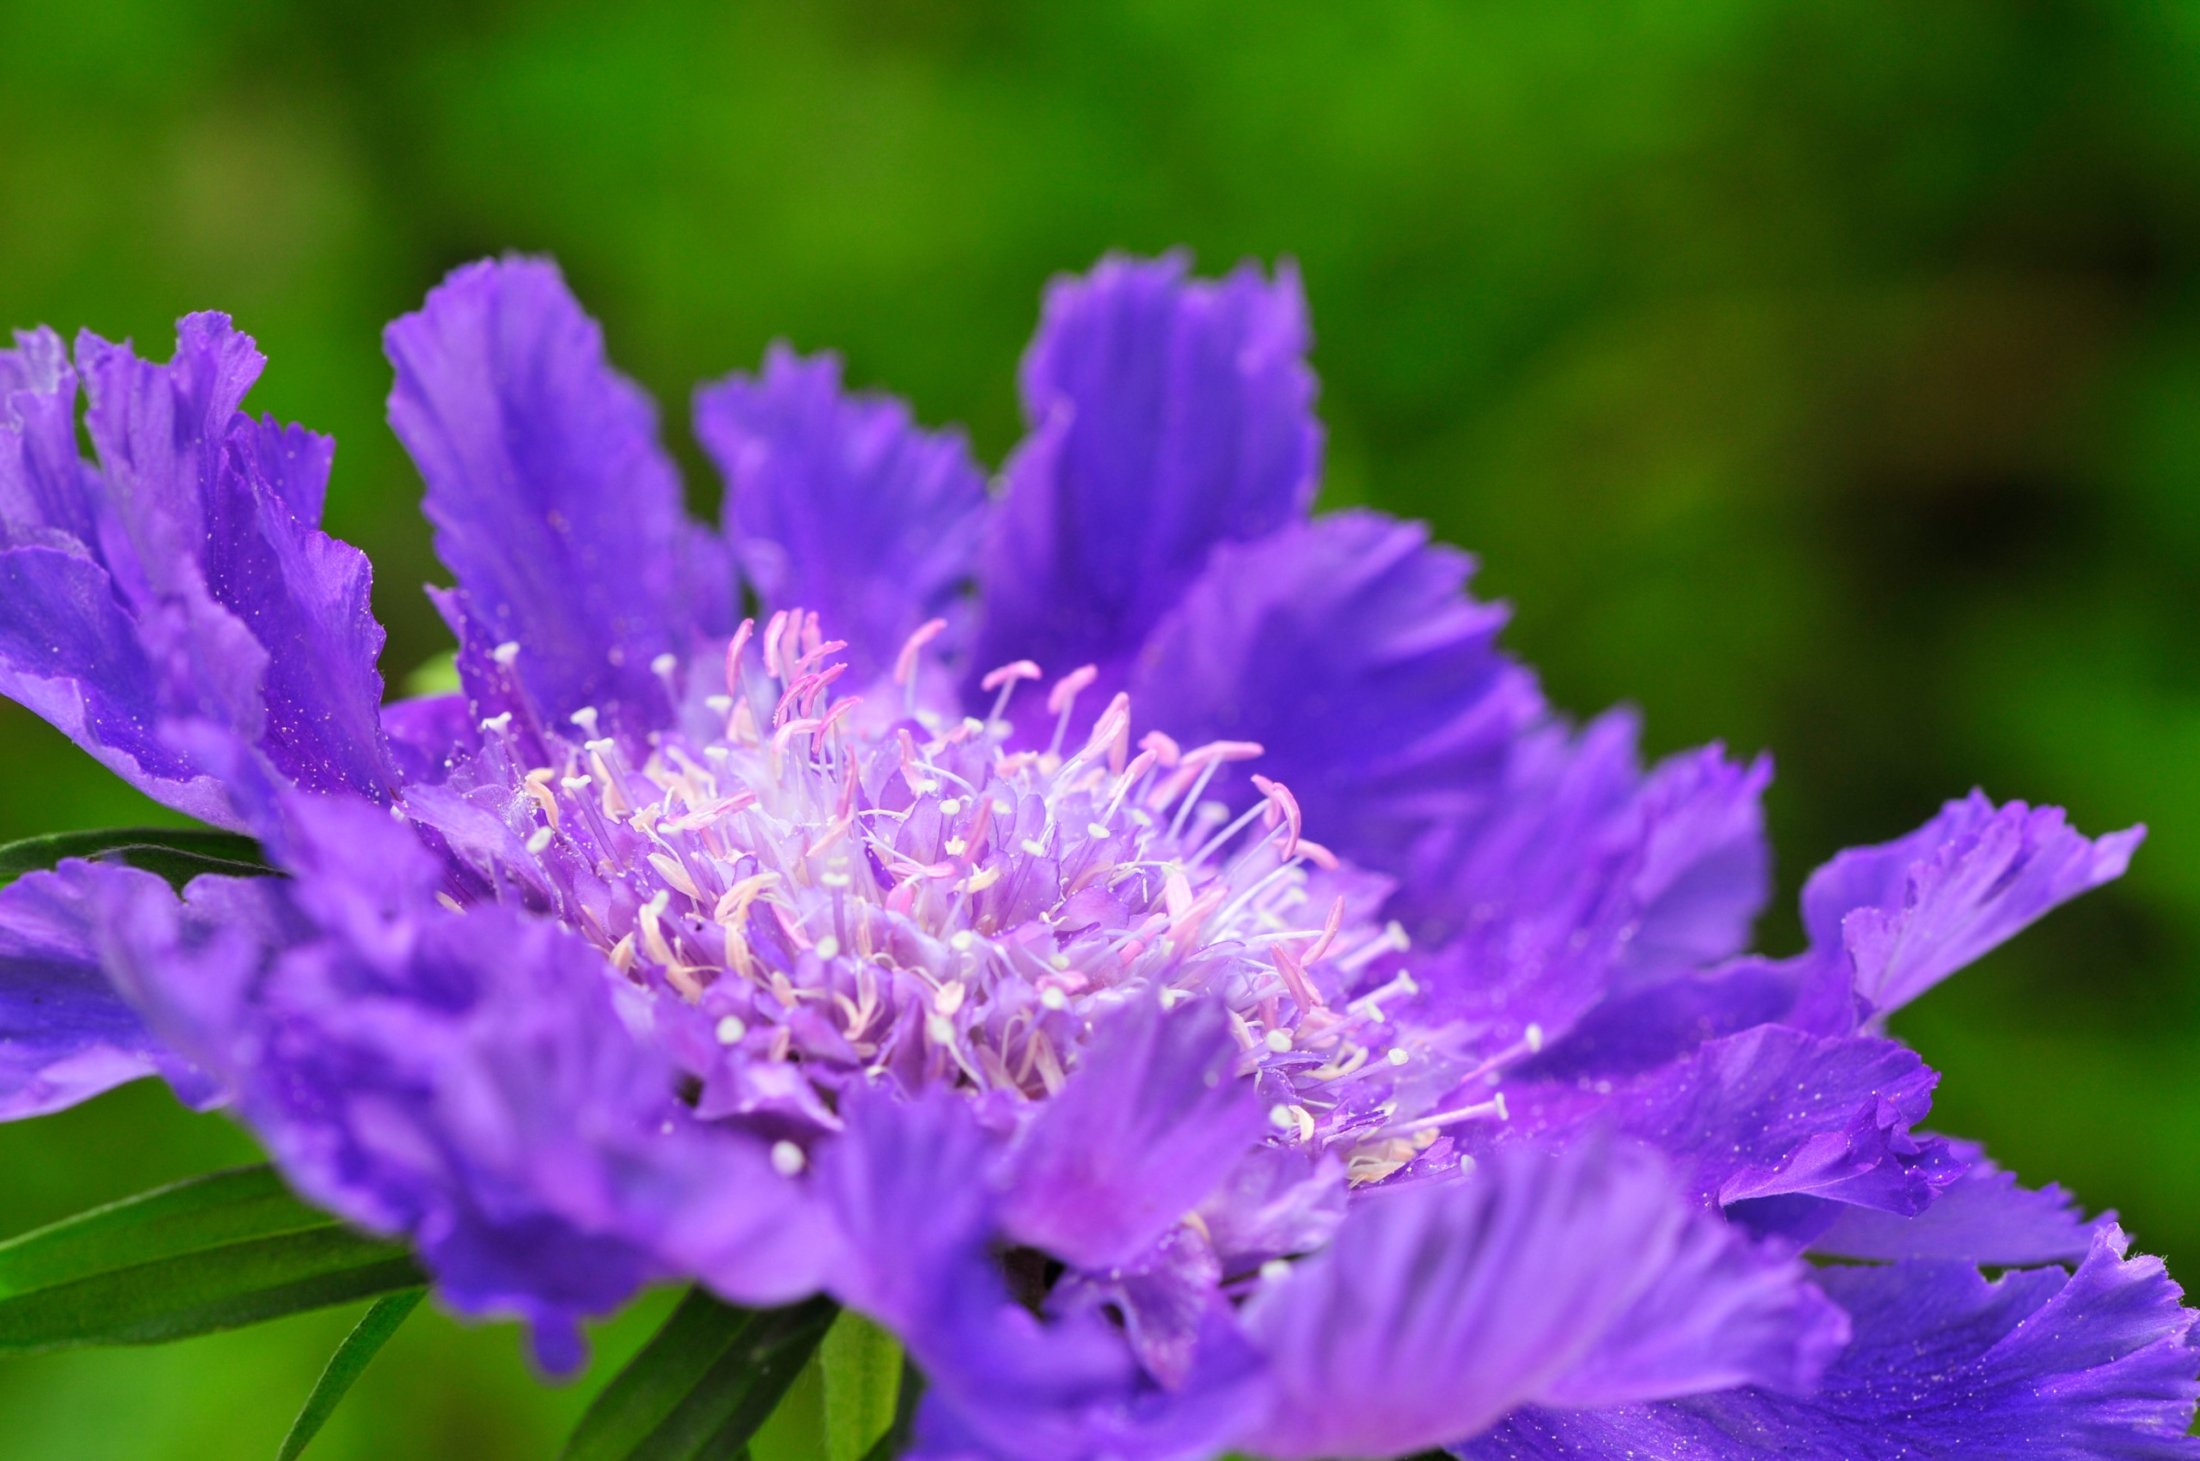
[0, 252, 2192, 1457]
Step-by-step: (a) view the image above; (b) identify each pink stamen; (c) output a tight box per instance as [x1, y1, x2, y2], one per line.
[894, 618, 949, 687]
[1251, 775, 1303, 861]
[1047, 664, 1100, 716]
[980, 659, 1043, 693]
[761, 610, 791, 678]
[726, 619, 755, 690]
[794, 638, 849, 675]
[773, 716, 825, 752]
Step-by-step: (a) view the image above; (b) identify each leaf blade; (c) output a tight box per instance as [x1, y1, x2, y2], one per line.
[275, 1288, 426, 1461]
[0, 1165, 332, 1298]
[563, 1288, 756, 1461]
[562, 1291, 838, 1461]
[0, 826, 268, 889]
[821, 1310, 904, 1461]
[0, 1226, 425, 1355]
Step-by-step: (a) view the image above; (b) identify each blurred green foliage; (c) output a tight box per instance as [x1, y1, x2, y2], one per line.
[5, 1, 2200, 1453]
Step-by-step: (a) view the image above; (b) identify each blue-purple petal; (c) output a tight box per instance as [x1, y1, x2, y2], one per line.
[385, 257, 713, 732]
[1468, 1227, 2200, 1460]
[0, 863, 216, 1118]
[1801, 791, 2142, 1025]
[1811, 1143, 2105, 1266]
[0, 316, 393, 825]
[972, 252, 1320, 696]
[1001, 996, 1263, 1271]
[695, 345, 986, 684]
[1128, 510, 1537, 877]
[1240, 1139, 1842, 1459]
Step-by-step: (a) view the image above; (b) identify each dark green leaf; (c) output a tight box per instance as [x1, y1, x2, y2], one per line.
[563, 1289, 839, 1461]
[0, 1166, 337, 1297]
[0, 1164, 423, 1355]
[857, 1354, 923, 1461]
[820, 1310, 903, 1461]
[0, 1227, 423, 1355]
[275, 1288, 425, 1460]
[0, 826, 268, 889]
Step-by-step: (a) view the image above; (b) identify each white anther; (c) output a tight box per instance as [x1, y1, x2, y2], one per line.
[524, 826, 555, 855]
[948, 930, 976, 953]
[939, 797, 962, 816]
[1259, 1259, 1292, 1285]
[770, 1140, 806, 1177]
[715, 1015, 748, 1044]
[705, 694, 734, 713]
[1049, 954, 1072, 971]
[814, 935, 842, 961]
[1264, 1029, 1294, 1054]
[1524, 1022, 1545, 1053]
[650, 652, 678, 677]
[1039, 986, 1068, 1012]
[569, 706, 601, 735]
[1022, 838, 1048, 856]
[561, 774, 593, 792]
[945, 837, 969, 857]
[491, 641, 521, 666]
[584, 737, 617, 757]
[1086, 821, 1111, 840]
[1386, 1047, 1410, 1067]
[1269, 1104, 1296, 1131]
[478, 711, 513, 734]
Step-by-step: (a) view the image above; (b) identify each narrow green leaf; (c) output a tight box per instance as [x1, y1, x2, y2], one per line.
[856, 1354, 923, 1461]
[746, 1340, 825, 1461]
[0, 1160, 422, 1355]
[0, 1225, 424, 1355]
[0, 825, 268, 889]
[0, 1166, 330, 1298]
[565, 1289, 754, 1460]
[275, 1288, 425, 1460]
[562, 1290, 838, 1461]
[820, 1310, 903, 1461]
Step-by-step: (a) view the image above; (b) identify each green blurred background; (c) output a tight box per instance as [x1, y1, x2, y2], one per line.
[5, 1, 2200, 1453]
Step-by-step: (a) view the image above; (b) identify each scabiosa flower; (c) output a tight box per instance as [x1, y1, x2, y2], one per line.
[0, 252, 2193, 1458]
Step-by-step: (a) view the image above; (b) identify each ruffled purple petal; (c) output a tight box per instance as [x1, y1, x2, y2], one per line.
[0, 327, 96, 545]
[0, 862, 217, 1118]
[1811, 1142, 2104, 1265]
[1468, 1227, 2200, 1460]
[1509, 1024, 1959, 1217]
[695, 345, 986, 684]
[971, 253, 1319, 702]
[385, 257, 715, 733]
[0, 319, 393, 825]
[1128, 510, 1538, 878]
[1240, 1140, 1843, 1459]
[379, 692, 480, 785]
[1403, 716, 1773, 1053]
[83, 793, 821, 1369]
[0, 546, 244, 826]
[1801, 791, 2142, 1026]
[821, 1085, 1263, 1461]
[1001, 996, 1263, 1270]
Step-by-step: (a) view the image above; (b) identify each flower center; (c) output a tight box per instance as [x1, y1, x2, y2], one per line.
[467, 610, 1517, 1176]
